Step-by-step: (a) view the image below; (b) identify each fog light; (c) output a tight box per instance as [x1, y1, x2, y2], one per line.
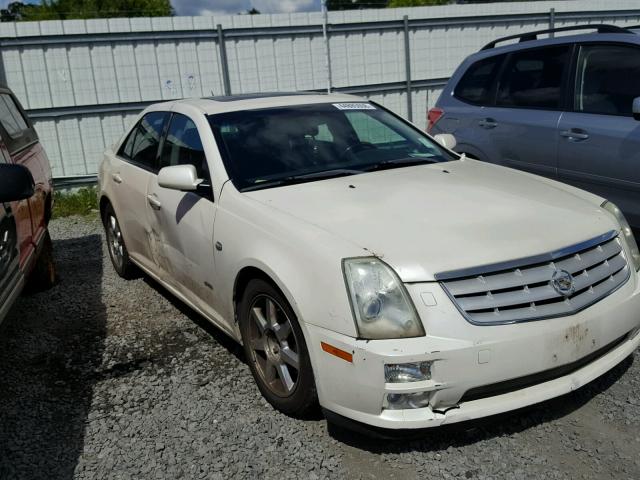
[384, 391, 431, 410]
[384, 361, 432, 383]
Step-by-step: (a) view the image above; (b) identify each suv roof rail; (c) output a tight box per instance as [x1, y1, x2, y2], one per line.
[480, 24, 633, 50]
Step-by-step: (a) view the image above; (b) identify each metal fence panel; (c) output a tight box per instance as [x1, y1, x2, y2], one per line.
[0, 0, 638, 181]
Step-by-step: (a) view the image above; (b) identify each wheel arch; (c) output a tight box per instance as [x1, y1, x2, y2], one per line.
[233, 263, 302, 329]
[99, 194, 111, 220]
[44, 191, 53, 225]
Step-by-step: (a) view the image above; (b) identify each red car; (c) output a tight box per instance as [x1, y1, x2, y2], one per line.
[0, 86, 55, 327]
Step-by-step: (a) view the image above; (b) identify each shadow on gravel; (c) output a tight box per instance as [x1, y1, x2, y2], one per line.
[0, 234, 106, 480]
[142, 276, 245, 363]
[329, 354, 634, 452]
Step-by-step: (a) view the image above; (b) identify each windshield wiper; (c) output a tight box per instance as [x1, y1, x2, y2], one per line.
[362, 157, 437, 172]
[241, 169, 362, 192]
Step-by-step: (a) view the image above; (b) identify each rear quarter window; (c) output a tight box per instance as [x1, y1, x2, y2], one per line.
[454, 54, 505, 105]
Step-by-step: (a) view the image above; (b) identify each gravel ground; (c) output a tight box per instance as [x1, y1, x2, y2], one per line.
[1, 215, 639, 480]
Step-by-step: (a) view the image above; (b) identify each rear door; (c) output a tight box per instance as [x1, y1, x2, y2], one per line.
[109, 111, 170, 273]
[557, 43, 640, 227]
[476, 45, 571, 178]
[436, 53, 506, 161]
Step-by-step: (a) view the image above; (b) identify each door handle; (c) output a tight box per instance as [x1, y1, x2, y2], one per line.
[560, 129, 589, 141]
[478, 118, 497, 129]
[146, 194, 162, 210]
[112, 173, 123, 184]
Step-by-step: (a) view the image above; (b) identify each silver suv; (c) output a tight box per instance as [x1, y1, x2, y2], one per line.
[430, 25, 640, 228]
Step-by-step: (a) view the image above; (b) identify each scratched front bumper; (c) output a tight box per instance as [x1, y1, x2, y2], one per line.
[306, 271, 640, 430]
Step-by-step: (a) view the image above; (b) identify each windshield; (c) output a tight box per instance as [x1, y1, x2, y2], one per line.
[209, 102, 456, 191]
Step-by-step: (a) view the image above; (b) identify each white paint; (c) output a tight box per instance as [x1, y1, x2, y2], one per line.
[98, 94, 640, 429]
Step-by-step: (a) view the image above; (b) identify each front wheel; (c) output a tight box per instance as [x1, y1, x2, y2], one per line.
[239, 279, 317, 417]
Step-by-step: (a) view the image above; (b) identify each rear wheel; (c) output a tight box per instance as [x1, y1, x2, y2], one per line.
[26, 229, 56, 291]
[103, 203, 137, 279]
[239, 279, 317, 417]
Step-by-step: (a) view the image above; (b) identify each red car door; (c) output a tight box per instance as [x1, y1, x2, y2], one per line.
[0, 90, 43, 270]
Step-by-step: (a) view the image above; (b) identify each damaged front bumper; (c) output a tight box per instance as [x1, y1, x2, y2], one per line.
[306, 271, 640, 430]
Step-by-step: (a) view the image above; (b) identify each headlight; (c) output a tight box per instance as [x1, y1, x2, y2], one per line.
[342, 257, 425, 339]
[601, 201, 640, 271]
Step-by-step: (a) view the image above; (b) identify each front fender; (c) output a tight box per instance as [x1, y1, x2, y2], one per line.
[213, 189, 365, 341]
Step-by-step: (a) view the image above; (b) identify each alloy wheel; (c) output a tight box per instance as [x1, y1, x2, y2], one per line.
[247, 294, 301, 397]
[106, 214, 124, 270]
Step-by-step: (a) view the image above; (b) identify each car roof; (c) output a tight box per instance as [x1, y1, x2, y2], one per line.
[149, 92, 367, 116]
[473, 28, 640, 60]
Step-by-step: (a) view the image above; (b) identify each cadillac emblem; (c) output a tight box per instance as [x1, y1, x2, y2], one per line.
[551, 269, 575, 297]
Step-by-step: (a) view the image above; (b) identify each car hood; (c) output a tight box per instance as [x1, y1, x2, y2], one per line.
[245, 159, 617, 282]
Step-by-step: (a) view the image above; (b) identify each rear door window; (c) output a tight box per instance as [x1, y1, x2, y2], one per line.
[574, 44, 640, 116]
[119, 112, 169, 172]
[496, 46, 570, 109]
[455, 54, 505, 105]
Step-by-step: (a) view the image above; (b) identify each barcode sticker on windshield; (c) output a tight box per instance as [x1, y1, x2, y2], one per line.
[332, 103, 376, 110]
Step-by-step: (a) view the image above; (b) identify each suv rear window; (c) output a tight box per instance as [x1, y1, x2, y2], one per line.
[497, 46, 570, 110]
[455, 55, 504, 105]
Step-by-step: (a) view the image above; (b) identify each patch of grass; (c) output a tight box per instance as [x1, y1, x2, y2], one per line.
[53, 186, 99, 219]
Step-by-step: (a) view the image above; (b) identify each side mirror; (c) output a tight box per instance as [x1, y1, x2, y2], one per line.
[633, 97, 640, 121]
[0, 164, 35, 203]
[158, 165, 202, 191]
[433, 133, 457, 150]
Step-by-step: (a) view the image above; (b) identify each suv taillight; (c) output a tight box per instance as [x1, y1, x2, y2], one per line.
[427, 107, 444, 133]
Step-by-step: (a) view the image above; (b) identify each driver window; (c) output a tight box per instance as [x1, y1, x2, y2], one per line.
[160, 113, 209, 180]
[345, 111, 405, 145]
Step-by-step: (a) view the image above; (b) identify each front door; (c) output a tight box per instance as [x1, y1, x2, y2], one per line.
[557, 43, 640, 228]
[145, 112, 227, 331]
[0, 153, 20, 321]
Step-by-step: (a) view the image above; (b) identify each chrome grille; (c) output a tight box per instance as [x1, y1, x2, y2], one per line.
[438, 231, 630, 325]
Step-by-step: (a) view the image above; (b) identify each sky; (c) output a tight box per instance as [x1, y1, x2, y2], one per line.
[0, 0, 324, 16]
[172, 0, 323, 16]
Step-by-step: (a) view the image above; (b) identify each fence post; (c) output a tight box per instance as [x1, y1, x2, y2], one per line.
[403, 15, 413, 122]
[549, 8, 555, 36]
[322, 0, 333, 93]
[217, 24, 232, 96]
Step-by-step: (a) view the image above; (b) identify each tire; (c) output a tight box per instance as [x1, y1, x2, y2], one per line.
[239, 278, 318, 417]
[103, 203, 137, 279]
[26, 229, 56, 292]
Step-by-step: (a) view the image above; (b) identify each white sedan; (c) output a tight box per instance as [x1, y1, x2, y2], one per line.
[98, 93, 640, 431]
